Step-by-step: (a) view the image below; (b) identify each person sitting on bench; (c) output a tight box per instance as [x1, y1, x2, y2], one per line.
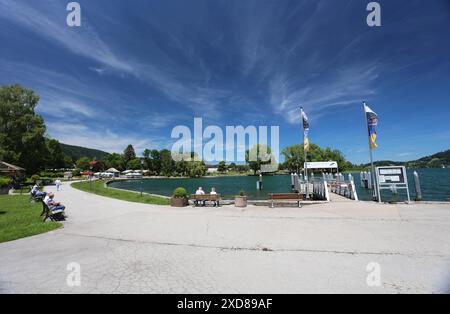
[31, 184, 46, 199]
[43, 192, 66, 213]
[210, 187, 219, 207]
[195, 187, 206, 206]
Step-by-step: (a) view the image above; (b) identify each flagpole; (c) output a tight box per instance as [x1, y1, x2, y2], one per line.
[301, 107, 309, 199]
[363, 102, 378, 201]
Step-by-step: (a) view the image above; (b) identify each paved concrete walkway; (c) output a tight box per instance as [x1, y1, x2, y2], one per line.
[0, 182, 449, 293]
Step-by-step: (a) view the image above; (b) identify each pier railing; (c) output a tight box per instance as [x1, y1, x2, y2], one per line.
[323, 173, 359, 201]
[290, 173, 330, 201]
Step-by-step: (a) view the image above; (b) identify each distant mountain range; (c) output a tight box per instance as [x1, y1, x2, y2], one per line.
[364, 149, 450, 168]
[60, 143, 110, 161]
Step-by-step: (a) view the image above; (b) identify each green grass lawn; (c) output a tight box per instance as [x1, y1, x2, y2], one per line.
[0, 195, 62, 243]
[71, 180, 170, 205]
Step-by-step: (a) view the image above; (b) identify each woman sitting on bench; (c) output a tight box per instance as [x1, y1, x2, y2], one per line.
[210, 187, 219, 207]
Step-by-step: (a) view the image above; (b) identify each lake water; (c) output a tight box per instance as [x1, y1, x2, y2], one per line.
[109, 168, 450, 202]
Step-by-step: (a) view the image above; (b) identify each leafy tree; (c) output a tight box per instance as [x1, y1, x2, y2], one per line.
[150, 149, 162, 174]
[245, 144, 272, 175]
[175, 160, 188, 176]
[282, 143, 353, 173]
[105, 153, 124, 170]
[217, 161, 227, 173]
[76, 156, 91, 171]
[187, 161, 207, 178]
[236, 164, 250, 173]
[64, 156, 75, 169]
[123, 144, 136, 164]
[0, 85, 48, 175]
[281, 145, 304, 174]
[127, 158, 142, 170]
[160, 149, 175, 176]
[143, 149, 151, 170]
[46, 139, 65, 169]
[229, 162, 237, 171]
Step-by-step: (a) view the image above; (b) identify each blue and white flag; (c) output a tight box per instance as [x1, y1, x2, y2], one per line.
[301, 108, 310, 152]
[364, 103, 378, 149]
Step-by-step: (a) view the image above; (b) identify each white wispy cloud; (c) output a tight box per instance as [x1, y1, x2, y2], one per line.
[0, 0, 133, 73]
[47, 122, 170, 154]
[0, 0, 228, 118]
[269, 62, 380, 124]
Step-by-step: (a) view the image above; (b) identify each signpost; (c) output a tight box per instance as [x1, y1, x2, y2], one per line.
[304, 161, 338, 172]
[375, 166, 410, 203]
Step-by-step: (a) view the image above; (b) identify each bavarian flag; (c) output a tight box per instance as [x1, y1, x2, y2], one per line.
[301, 108, 310, 152]
[364, 103, 378, 149]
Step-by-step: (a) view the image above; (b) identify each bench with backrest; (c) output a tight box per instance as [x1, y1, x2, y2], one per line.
[190, 194, 221, 207]
[40, 200, 65, 222]
[268, 193, 304, 208]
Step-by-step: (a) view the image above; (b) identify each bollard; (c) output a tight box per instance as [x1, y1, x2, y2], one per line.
[413, 171, 422, 201]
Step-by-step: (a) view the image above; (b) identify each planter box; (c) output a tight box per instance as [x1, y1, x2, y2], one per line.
[234, 196, 247, 208]
[0, 186, 10, 195]
[170, 197, 189, 207]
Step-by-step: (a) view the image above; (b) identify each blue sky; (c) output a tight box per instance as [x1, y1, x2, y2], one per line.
[0, 0, 449, 164]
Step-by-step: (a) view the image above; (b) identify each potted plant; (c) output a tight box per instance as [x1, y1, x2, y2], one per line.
[170, 187, 189, 207]
[0, 177, 11, 195]
[234, 190, 247, 208]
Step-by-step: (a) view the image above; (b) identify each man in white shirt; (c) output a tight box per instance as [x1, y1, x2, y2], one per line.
[55, 179, 62, 191]
[44, 192, 66, 213]
[195, 187, 205, 206]
[195, 187, 205, 195]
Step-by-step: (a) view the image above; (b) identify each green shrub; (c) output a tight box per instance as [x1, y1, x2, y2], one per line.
[39, 171, 64, 178]
[173, 187, 188, 198]
[238, 189, 246, 197]
[0, 177, 11, 188]
[30, 175, 40, 183]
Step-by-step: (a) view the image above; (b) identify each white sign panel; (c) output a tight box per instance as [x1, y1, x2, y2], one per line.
[305, 161, 338, 169]
[375, 166, 410, 203]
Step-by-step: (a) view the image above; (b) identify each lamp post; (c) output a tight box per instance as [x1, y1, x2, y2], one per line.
[140, 159, 144, 197]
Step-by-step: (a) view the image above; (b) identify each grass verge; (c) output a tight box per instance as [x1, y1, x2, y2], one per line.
[71, 180, 170, 205]
[0, 195, 62, 243]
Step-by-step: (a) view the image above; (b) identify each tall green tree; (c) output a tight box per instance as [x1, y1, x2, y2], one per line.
[175, 160, 188, 176]
[46, 139, 65, 169]
[160, 149, 175, 176]
[105, 153, 124, 170]
[282, 143, 353, 172]
[127, 158, 142, 170]
[76, 156, 91, 171]
[0, 85, 48, 175]
[143, 149, 151, 170]
[186, 161, 207, 178]
[245, 144, 272, 175]
[150, 149, 161, 174]
[217, 161, 227, 173]
[123, 144, 136, 165]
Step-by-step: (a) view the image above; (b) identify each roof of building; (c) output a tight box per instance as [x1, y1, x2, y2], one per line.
[0, 161, 25, 171]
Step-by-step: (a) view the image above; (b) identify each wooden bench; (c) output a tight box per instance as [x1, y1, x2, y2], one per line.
[190, 194, 221, 207]
[268, 193, 304, 208]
